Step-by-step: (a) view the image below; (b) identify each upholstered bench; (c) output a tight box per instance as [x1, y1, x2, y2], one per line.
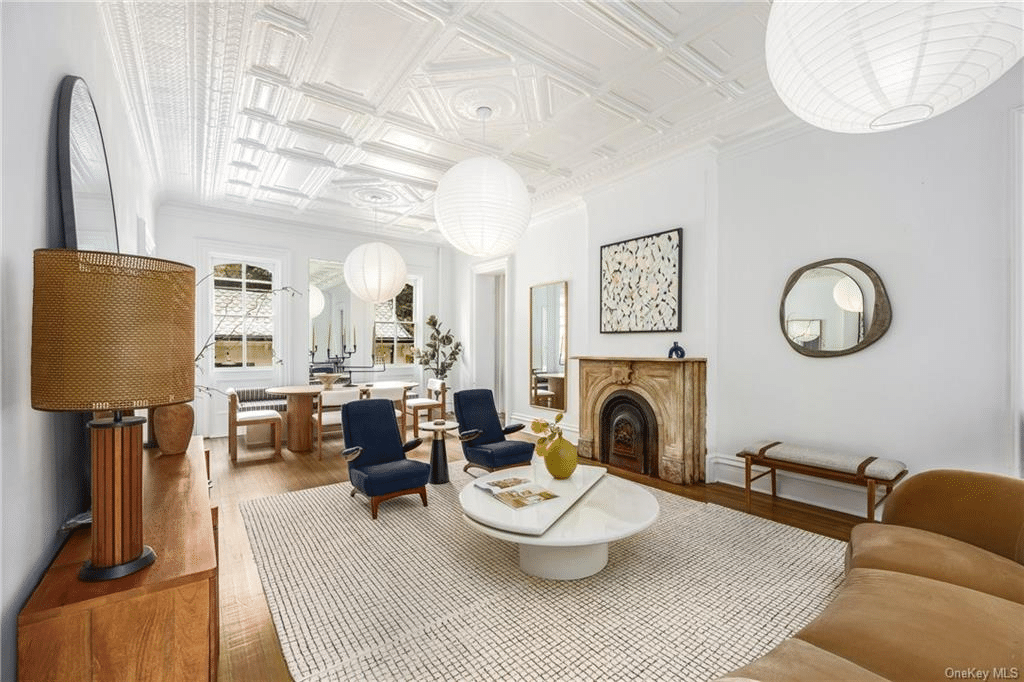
[736, 441, 907, 520]
[234, 387, 287, 413]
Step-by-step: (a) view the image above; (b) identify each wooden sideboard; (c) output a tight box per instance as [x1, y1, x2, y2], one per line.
[18, 436, 218, 681]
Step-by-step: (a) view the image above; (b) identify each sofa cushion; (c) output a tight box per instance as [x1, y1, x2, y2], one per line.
[794, 568, 1024, 682]
[716, 638, 888, 682]
[848, 522, 1024, 605]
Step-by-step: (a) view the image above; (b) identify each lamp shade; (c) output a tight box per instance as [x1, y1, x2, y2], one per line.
[31, 249, 195, 411]
[343, 242, 407, 304]
[309, 284, 325, 317]
[766, 1, 1024, 133]
[434, 156, 531, 257]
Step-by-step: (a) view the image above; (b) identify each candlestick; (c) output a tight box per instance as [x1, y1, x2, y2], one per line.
[311, 325, 316, 351]
[327, 323, 332, 350]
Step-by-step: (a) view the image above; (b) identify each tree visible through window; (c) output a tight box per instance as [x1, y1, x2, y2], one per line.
[374, 283, 414, 365]
[213, 263, 275, 368]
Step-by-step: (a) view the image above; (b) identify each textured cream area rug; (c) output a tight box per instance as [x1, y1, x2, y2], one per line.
[240, 464, 845, 682]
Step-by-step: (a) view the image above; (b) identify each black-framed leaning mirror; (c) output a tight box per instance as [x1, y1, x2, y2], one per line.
[57, 75, 119, 252]
[530, 281, 568, 410]
[780, 258, 891, 357]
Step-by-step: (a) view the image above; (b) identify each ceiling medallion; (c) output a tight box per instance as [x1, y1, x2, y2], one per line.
[766, 1, 1024, 133]
[352, 188, 399, 207]
[451, 86, 518, 124]
[434, 106, 531, 258]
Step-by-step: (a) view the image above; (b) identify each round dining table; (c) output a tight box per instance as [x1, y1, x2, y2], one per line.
[268, 381, 419, 453]
[265, 385, 322, 453]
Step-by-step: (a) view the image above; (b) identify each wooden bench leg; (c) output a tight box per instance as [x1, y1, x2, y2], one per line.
[867, 480, 877, 521]
[770, 468, 777, 499]
[744, 456, 752, 511]
[273, 421, 282, 457]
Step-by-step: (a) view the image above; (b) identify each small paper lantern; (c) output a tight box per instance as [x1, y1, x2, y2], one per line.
[343, 242, 407, 304]
[308, 284, 325, 317]
[766, 1, 1024, 133]
[833, 278, 864, 313]
[434, 156, 531, 257]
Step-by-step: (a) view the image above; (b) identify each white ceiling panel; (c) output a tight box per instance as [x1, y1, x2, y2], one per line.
[102, 0, 795, 239]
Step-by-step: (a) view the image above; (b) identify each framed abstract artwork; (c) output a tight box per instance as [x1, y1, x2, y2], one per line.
[600, 227, 682, 333]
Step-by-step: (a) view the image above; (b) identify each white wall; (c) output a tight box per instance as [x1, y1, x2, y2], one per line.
[505, 149, 718, 443]
[714, 63, 1024, 512]
[155, 202, 452, 436]
[1, 2, 157, 678]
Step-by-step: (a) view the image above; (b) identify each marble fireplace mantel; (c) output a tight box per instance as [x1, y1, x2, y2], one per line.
[574, 356, 707, 484]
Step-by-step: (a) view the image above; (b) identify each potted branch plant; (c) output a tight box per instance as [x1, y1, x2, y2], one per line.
[412, 315, 463, 380]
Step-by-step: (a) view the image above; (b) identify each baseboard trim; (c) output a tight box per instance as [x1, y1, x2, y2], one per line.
[707, 452, 878, 519]
[508, 411, 579, 443]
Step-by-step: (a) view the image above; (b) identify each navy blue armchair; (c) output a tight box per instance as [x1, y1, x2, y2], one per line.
[453, 388, 535, 474]
[341, 399, 429, 519]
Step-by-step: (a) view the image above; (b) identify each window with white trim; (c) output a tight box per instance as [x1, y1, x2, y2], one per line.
[373, 283, 415, 365]
[211, 262, 276, 368]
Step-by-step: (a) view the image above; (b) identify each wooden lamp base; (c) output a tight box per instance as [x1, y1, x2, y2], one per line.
[82, 415, 156, 581]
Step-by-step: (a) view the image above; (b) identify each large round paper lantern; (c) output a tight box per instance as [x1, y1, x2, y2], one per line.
[766, 1, 1024, 133]
[434, 156, 531, 257]
[343, 242, 407, 304]
[308, 284, 325, 317]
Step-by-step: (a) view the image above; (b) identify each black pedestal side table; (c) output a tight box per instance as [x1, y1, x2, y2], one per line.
[419, 420, 459, 484]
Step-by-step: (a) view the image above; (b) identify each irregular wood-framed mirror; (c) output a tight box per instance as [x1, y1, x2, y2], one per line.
[780, 258, 891, 357]
[530, 281, 568, 410]
[57, 75, 119, 252]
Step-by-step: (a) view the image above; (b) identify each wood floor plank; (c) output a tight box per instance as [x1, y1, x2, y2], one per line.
[211, 429, 858, 680]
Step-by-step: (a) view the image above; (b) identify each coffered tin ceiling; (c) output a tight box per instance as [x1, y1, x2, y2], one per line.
[101, 1, 793, 241]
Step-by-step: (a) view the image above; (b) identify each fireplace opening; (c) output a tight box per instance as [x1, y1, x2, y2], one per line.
[599, 390, 658, 477]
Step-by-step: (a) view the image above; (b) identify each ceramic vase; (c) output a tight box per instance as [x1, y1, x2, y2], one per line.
[153, 402, 194, 455]
[543, 435, 578, 479]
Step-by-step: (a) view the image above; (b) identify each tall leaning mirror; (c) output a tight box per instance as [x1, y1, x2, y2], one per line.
[57, 75, 119, 252]
[530, 281, 568, 410]
[309, 258, 350, 378]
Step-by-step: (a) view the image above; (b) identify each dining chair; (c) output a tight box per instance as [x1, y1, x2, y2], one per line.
[226, 388, 282, 461]
[311, 387, 361, 460]
[367, 385, 408, 436]
[405, 378, 446, 438]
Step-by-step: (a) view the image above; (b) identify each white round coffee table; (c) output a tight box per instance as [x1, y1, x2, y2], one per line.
[459, 463, 659, 580]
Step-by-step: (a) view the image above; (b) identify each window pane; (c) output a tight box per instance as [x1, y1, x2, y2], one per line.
[395, 284, 413, 322]
[214, 338, 243, 367]
[245, 339, 274, 367]
[374, 299, 394, 322]
[246, 265, 272, 282]
[215, 315, 244, 337]
[246, 290, 273, 317]
[214, 288, 243, 315]
[214, 263, 241, 279]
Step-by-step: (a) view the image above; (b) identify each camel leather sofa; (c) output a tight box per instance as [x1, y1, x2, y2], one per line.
[718, 469, 1024, 682]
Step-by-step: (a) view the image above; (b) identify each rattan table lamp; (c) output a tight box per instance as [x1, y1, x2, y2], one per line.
[31, 249, 195, 581]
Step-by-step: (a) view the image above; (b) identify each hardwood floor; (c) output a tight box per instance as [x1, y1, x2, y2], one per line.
[211, 431, 861, 681]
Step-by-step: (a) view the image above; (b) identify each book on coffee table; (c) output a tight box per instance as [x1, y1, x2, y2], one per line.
[474, 477, 558, 509]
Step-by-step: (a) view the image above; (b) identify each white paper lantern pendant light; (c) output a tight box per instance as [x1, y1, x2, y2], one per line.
[344, 205, 408, 304]
[434, 106, 531, 257]
[308, 284, 325, 317]
[766, 1, 1024, 133]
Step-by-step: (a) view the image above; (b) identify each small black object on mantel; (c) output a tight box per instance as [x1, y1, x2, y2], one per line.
[668, 342, 686, 359]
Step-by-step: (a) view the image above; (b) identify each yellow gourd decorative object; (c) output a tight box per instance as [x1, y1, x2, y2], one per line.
[531, 412, 578, 479]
